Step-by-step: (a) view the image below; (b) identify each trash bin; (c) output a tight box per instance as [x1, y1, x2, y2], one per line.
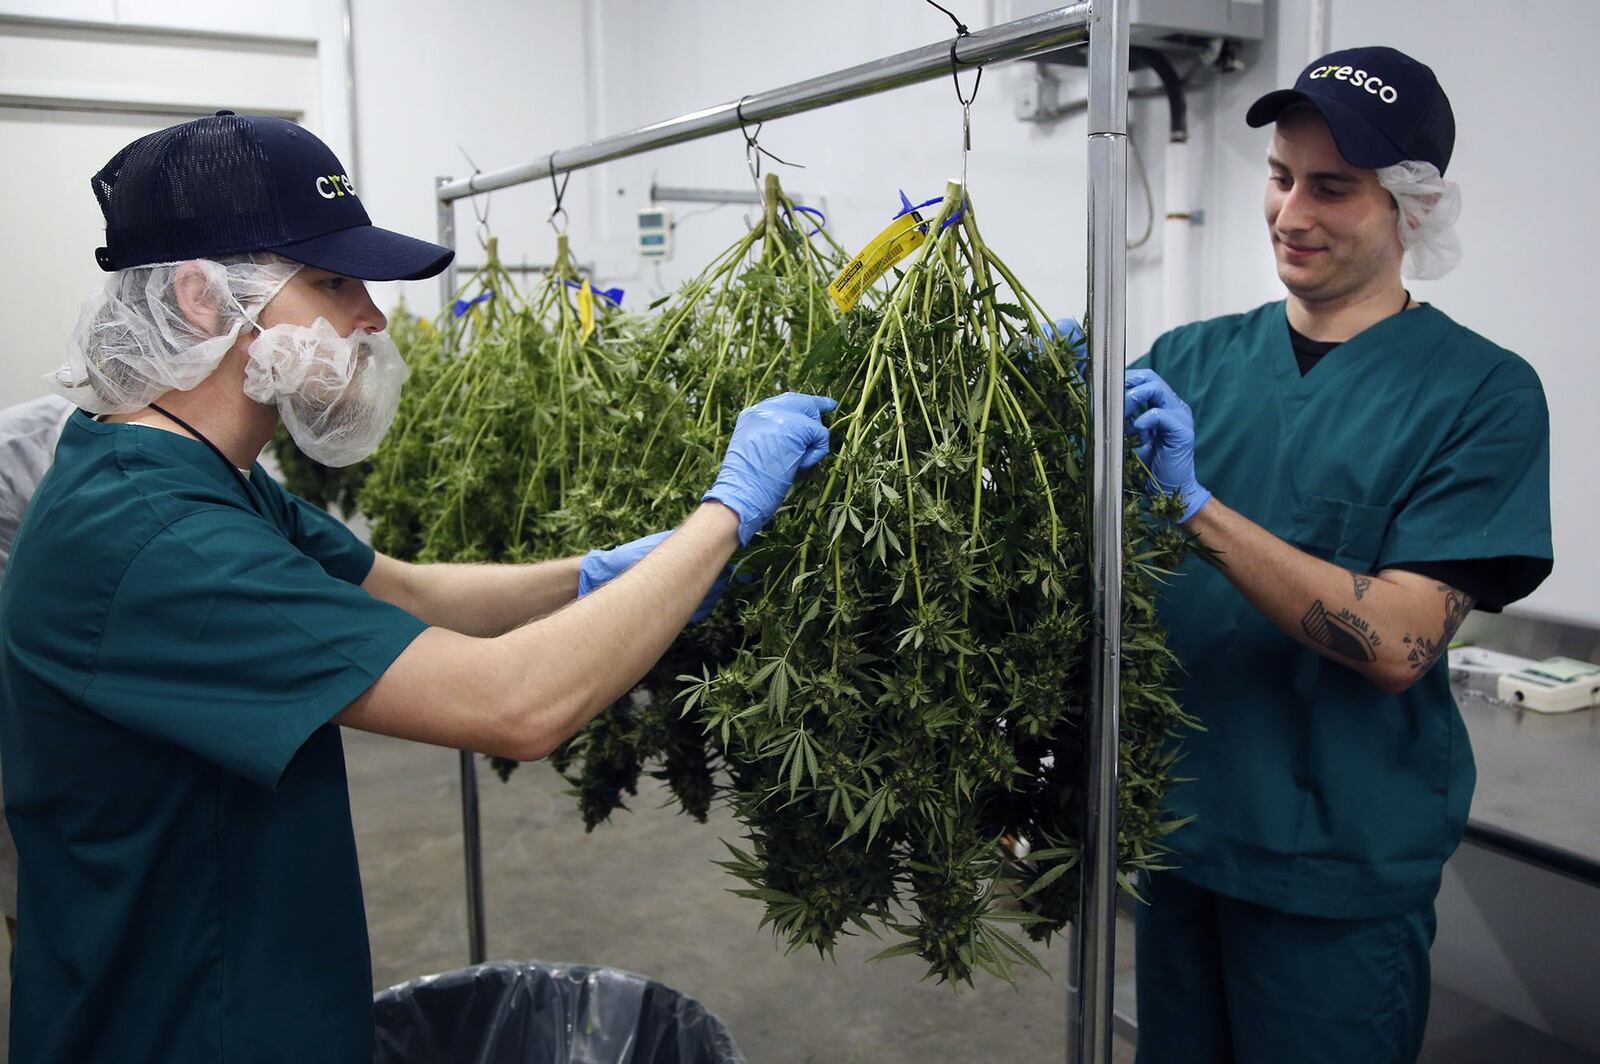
[372, 960, 747, 1064]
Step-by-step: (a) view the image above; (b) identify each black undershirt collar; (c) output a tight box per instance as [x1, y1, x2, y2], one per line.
[1287, 290, 1410, 376]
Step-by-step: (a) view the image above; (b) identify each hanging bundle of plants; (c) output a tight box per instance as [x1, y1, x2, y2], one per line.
[676, 181, 1196, 983]
[360, 235, 634, 570]
[360, 236, 642, 781]
[540, 173, 854, 826]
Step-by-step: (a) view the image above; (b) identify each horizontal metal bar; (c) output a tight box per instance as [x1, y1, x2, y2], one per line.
[650, 183, 806, 207]
[0, 92, 301, 121]
[449, 262, 592, 275]
[1464, 821, 1600, 889]
[437, 4, 1091, 203]
[0, 12, 317, 53]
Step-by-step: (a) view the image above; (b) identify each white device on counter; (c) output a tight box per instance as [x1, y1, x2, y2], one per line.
[1496, 657, 1600, 714]
[1448, 646, 1537, 698]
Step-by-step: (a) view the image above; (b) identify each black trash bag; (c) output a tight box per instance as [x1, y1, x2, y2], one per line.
[372, 960, 746, 1064]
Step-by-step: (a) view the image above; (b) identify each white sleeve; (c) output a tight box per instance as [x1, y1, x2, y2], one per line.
[0, 395, 75, 586]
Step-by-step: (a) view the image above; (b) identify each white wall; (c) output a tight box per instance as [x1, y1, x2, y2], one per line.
[350, 0, 591, 318]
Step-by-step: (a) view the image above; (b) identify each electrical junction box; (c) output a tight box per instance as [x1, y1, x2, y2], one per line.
[1496, 657, 1600, 714]
[1007, 0, 1264, 54]
[1122, 0, 1264, 47]
[1011, 0, 1265, 121]
[637, 208, 673, 261]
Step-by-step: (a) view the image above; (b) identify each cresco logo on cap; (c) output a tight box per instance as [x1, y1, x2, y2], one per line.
[1308, 65, 1400, 103]
[315, 174, 356, 199]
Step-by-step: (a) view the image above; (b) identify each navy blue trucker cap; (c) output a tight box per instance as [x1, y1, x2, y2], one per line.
[91, 111, 453, 281]
[1246, 47, 1455, 175]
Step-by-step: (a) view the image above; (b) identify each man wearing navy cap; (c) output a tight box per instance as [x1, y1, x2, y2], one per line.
[1122, 48, 1552, 1063]
[0, 112, 835, 1063]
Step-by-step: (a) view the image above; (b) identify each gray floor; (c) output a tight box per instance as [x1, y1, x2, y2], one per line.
[345, 730, 1133, 1064]
[1422, 986, 1598, 1064]
[0, 727, 1591, 1062]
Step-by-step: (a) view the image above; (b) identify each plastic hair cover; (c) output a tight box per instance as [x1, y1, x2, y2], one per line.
[49, 255, 302, 414]
[1376, 159, 1462, 280]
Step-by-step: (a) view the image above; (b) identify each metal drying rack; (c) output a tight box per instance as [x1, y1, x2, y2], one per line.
[431, 4, 1129, 1059]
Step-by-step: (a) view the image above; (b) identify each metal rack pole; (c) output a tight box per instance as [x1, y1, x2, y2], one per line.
[650, 183, 806, 206]
[458, 749, 486, 965]
[428, 10, 1127, 1040]
[436, 176, 458, 317]
[1074, 0, 1129, 1061]
[435, 178, 486, 965]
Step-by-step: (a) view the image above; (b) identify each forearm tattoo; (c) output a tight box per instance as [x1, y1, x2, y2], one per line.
[1401, 584, 1475, 672]
[1351, 572, 1372, 601]
[1301, 599, 1382, 663]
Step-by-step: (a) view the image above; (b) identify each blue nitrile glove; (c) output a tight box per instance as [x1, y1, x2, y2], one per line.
[579, 529, 730, 623]
[1049, 316, 1088, 380]
[704, 392, 838, 546]
[1122, 368, 1212, 523]
[1016, 317, 1087, 378]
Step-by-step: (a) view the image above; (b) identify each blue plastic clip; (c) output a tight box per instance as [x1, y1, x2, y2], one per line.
[892, 188, 966, 233]
[563, 279, 625, 306]
[784, 204, 827, 237]
[451, 290, 494, 318]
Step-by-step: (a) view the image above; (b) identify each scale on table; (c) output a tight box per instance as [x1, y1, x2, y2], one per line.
[1449, 647, 1600, 713]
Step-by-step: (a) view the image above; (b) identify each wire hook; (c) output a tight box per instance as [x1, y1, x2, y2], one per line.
[547, 152, 571, 234]
[736, 94, 804, 193]
[458, 144, 493, 249]
[922, 1, 985, 199]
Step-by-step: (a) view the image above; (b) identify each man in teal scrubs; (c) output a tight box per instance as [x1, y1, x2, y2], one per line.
[1122, 48, 1552, 1063]
[0, 113, 835, 1064]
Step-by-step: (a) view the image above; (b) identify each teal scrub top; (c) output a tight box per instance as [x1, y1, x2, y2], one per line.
[0, 412, 428, 1064]
[1136, 302, 1552, 919]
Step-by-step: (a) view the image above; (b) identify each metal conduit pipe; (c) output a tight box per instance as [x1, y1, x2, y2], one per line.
[1129, 46, 1197, 331]
[1129, 46, 1187, 142]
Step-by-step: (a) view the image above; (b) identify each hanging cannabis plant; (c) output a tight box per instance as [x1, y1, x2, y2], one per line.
[360, 236, 637, 572]
[539, 174, 853, 826]
[677, 181, 1196, 983]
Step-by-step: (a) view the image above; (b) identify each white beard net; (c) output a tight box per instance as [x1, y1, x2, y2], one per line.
[1376, 160, 1462, 281]
[243, 317, 409, 468]
[49, 255, 303, 414]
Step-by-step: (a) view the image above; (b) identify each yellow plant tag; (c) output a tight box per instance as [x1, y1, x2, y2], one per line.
[828, 212, 927, 313]
[578, 278, 596, 342]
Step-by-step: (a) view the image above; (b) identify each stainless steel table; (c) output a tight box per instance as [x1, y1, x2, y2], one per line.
[1454, 679, 1600, 880]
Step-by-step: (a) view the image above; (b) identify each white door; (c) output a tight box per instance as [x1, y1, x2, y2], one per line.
[0, 16, 320, 409]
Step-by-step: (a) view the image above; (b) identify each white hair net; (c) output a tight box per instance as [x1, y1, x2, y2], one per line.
[1376, 160, 1462, 281]
[49, 255, 302, 414]
[243, 318, 409, 468]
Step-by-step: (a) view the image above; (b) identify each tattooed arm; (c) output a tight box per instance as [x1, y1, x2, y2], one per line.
[1184, 498, 1473, 694]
